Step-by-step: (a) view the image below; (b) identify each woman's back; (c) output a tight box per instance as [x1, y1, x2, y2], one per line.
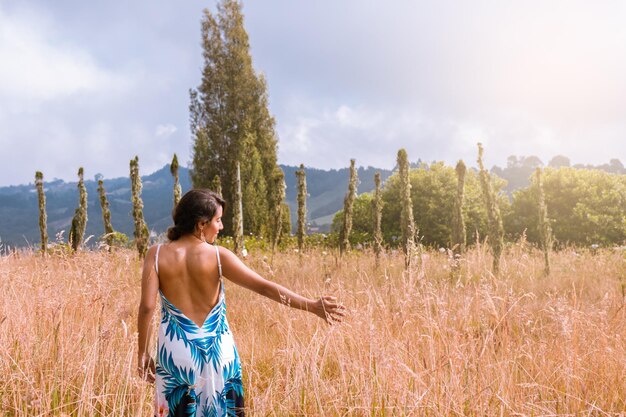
[156, 241, 222, 328]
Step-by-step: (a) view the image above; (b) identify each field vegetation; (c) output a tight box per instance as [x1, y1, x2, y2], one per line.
[1, 244, 624, 416]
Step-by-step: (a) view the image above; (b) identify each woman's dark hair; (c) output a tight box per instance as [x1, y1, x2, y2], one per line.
[167, 189, 226, 241]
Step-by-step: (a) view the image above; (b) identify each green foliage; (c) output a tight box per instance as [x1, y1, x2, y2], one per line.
[379, 162, 507, 249]
[477, 143, 505, 274]
[170, 154, 182, 208]
[211, 175, 222, 197]
[98, 231, 130, 250]
[339, 159, 358, 254]
[190, 0, 279, 237]
[280, 202, 291, 243]
[535, 168, 552, 275]
[69, 167, 88, 252]
[35, 171, 47, 254]
[130, 157, 149, 258]
[452, 160, 467, 254]
[507, 167, 626, 246]
[332, 193, 374, 246]
[296, 164, 307, 251]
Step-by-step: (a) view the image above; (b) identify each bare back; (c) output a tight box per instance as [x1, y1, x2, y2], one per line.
[155, 241, 222, 328]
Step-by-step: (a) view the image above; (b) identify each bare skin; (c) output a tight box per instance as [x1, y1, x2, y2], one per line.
[137, 207, 345, 381]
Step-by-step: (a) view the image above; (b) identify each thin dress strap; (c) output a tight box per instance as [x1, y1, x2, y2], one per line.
[155, 244, 162, 276]
[214, 244, 222, 278]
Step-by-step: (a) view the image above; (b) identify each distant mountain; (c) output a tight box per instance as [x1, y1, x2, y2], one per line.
[282, 165, 394, 231]
[0, 165, 193, 249]
[2, 157, 622, 248]
[0, 164, 393, 248]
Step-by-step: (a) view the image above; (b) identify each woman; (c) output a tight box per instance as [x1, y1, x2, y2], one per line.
[137, 189, 344, 416]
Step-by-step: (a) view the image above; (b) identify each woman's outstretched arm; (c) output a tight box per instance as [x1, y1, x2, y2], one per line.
[219, 247, 345, 323]
[137, 245, 159, 382]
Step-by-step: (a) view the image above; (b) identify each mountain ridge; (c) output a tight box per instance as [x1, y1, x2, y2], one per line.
[0, 164, 393, 248]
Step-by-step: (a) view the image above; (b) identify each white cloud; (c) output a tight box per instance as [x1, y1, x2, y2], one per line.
[0, 5, 130, 104]
[155, 124, 177, 138]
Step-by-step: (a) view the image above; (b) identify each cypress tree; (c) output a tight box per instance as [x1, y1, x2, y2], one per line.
[130, 156, 149, 258]
[372, 172, 383, 265]
[477, 143, 505, 275]
[398, 149, 416, 270]
[233, 161, 244, 256]
[296, 164, 307, 252]
[69, 167, 88, 252]
[211, 175, 222, 197]
[97, 179, 115, 250]
[535, 168, 552, 276]
[339, 159, 358, 255]
[190, 0, 279, 237]
[170, 153, 182, 208]
[35, 171, 47, 254]
[269, 167, 286, 253]
[452, 160, 467, 254]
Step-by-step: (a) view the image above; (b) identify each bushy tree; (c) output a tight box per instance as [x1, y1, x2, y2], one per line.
[535, 168, 552, 276]
[190, 0, 279, 237]
[507, 167, 626, 246]
[332, 193, 374, 246]
[379, 162, 507, 248]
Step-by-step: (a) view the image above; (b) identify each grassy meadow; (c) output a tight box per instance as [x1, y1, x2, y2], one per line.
[0, 243, 625, 416]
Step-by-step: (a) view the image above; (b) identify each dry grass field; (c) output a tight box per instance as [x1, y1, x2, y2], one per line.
[1, 243, 625, 416]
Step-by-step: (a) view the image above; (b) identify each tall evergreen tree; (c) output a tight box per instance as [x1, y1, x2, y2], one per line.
[97, 179, 115, 250]
[130, 156, 149, 258]
[190, 0, 279, 237]
[35, 171, 47, 254]
[69, 167, 88, 252]
[398, 149, 416, 270]
[535, 168, 552, 276]
[477, 143, 505, 275]
[372, 172, 383, 265]
[170, 153, 182, 208]
[296, 164, 307, 252]
[339, 159, 358, 255]
[233, 161, 244, 256]
[452, 160, 467, 254]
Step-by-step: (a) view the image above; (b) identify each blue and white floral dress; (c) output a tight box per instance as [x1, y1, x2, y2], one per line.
[154, 244, 244, 417]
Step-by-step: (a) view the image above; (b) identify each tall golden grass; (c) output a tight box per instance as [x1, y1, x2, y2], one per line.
[1, 243, 625, 416]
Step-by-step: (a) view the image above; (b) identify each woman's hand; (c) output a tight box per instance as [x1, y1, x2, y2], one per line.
[312, 296, 345, 324]
[138, 354, 156, 383]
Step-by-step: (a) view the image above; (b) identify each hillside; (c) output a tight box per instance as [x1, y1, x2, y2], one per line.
[0, 164, 393, 248]
[2, 156, 622, 248]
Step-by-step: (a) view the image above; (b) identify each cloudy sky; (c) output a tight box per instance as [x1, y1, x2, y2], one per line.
[1, 0, 625, 187]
